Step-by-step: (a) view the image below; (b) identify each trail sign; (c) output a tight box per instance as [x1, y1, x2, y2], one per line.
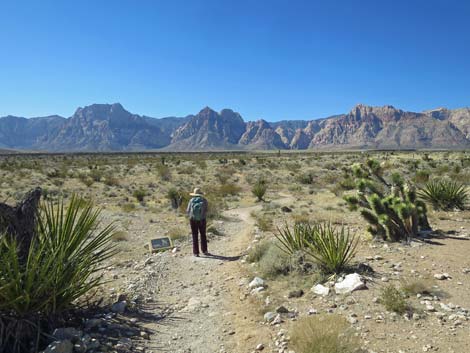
[149, 237, 172, 253]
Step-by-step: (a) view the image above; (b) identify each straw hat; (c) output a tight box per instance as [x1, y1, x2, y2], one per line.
[190, 187, 204, 197]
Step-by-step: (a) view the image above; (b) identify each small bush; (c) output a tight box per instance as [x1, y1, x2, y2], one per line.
[290, 315, 362, 353]
[246, 241, 271, 263]
[133, 188, 146, 202]
[254, 213, 273, 231]
[419, 179, 468, 210]
[259, 243, 292, 278]
[218, 183, 242, 196]
[380, 285, 410, 314]
[121, 202, 136, 212]
[252, 179, 268, 201]
[401, 278, 434, 296]
[414, 170, 430, 184]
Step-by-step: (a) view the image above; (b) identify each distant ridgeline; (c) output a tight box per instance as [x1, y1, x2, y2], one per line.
[0, 103, 469, 152]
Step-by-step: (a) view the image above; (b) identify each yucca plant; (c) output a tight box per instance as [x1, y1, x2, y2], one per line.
[303, 223, 358, 275]
[275, 222, 314, 255]
[0, 195, 117, 353]
[418, 179, 468, 211]
[251, 178, 268, 202]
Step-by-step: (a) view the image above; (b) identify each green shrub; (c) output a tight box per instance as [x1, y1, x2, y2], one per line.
[418, 179, 468, 210]
[276, 222, 357, 275]
[167, 188, 183, 210]
[414, 170, 430, 184]
[0, 195, 117, 352]
[275, 222, 312, 255]
[303, 223, 358, 275]
[218, 182, 242, 196]
[290, 315, 362, 353]
[133, 188, 146, 202]
[251, 178, 268, 201]
[344, 159, 431, 241]
[254, 213, 273, 231]
[380, 285, 409, 314]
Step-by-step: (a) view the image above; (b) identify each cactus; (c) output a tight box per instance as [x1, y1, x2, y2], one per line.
[344, 159, 431, 242]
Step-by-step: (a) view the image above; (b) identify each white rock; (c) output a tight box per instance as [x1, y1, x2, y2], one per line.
[264, 312, 277, 323]
[249, 277, 265, 289]
[312, 284, 330, 296]
[44, 340, 73, 353]
[334, 273, 366, 294]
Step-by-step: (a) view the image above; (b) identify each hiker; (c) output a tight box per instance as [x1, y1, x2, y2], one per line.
[186, 187, 209, 257]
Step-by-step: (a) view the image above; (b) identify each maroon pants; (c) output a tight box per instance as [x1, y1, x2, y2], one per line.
[190, 219, 207, 255]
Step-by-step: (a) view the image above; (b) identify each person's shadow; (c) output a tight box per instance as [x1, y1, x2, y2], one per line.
[202, 253, 241, 262]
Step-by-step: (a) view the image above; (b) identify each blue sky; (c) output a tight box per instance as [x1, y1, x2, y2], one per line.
[0, 0, 469, 121]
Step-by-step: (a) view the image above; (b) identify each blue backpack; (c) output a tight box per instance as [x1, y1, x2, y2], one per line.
[191, 197, 204, 221]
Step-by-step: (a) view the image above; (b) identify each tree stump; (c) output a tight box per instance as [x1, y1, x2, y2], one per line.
[0, 187, 42, 262]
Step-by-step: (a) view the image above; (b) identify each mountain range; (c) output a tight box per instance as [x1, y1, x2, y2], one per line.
[0, 103, 469, 152]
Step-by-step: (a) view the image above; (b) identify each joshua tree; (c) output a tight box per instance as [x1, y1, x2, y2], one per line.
[344, 159, 431, 242]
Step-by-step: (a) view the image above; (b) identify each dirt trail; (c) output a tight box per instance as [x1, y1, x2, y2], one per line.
[145, 200, 282, 353]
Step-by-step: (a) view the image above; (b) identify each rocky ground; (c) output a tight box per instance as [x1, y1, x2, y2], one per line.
[43, 201, 470, 353]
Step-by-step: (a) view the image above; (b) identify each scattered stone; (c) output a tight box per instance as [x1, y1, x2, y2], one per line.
[43, 340, 73, 353]
[334, 273, 366, 294]
[256, 343, 265, 351]
[111, 301, 127, 313]
[276, 306, 289, 314]
[281, 206, 292, 213]
[264, 312, 277, 323]
[312, 284, 330, 296]
[249, 277, 265, 289]
[434, 273, 451, 280]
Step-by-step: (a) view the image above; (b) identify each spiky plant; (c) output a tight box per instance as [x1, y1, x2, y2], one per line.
[251, 178, 268, 202]
[303, 223, 358, 275]
[418, 179, 468, 211]
[275, 222, 314, 255]
[275, 222, 357, 275]
[0, 195, 117, 353]
[344, 159, 430, 242]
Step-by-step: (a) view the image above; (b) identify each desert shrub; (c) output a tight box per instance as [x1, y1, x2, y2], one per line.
[246, 241, 271, 263]
[133, 188, 146, 202]
[418, 179, 468, 211]
[252, 212, 273, 231]
[218, 183, 242, 196]
[401, 278, 434, 296]
[112, 230, 129, 242]
[0, 195, 117, 352]
[103, 174, 120, 186]
[414, 170, 430, 184]
[121, 202, 136, 212]
[344, 159, 431, 241]
[251, 178, 268, 201]
[156, 164, 171, 181]
[297, 171, 315, 185]
[89, 168, 104, 182]
[290, 315, 362, 353]
[168, 227, 187, 242]
[167, 188, 183, 210]
[259, 243, 293, 278]
[380, 285, 409, 314]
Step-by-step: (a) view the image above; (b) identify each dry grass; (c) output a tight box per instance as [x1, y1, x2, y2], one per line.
[290, 315, 363, 353]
